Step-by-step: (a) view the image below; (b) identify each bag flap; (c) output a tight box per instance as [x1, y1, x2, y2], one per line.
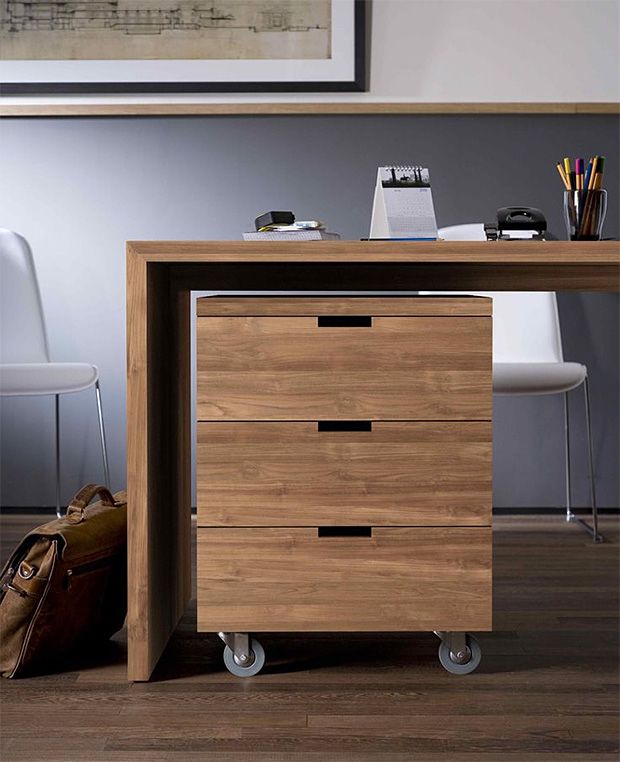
[23, 490, 127, 564]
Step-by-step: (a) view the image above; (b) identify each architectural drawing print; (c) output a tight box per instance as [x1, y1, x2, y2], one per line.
[0, 0, 331, 60]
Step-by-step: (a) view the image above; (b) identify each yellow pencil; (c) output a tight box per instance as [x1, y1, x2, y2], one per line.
[556, 163, 571, 190]
[563, 157, 571, 179]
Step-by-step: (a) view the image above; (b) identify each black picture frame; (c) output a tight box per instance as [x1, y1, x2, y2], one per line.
[2, 0, 367, 95]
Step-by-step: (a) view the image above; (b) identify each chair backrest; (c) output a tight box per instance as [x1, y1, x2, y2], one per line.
[422, 223, 564, 363]
[0, 229, 50, 363]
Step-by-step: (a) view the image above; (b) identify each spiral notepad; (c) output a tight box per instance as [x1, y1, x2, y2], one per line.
[369, 166, 438, 239]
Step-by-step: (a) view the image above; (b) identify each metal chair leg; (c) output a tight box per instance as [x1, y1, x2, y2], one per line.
[566, 378, 603, 543]
[584, 376, 602, 542]
[55, 394, 62, 519]
[95, 380, 111, 490]
[564, 391, 573, 523]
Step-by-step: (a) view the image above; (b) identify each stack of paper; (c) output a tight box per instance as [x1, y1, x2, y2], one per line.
[243, 230, 341, 241]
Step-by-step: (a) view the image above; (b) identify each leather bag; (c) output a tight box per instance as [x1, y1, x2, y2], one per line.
[0, 484, 127, 678]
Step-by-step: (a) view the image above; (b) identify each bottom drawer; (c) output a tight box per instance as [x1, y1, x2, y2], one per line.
[197, 527, 492, 632]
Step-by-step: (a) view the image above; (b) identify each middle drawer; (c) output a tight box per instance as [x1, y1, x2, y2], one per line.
[197, 421, 491, 527]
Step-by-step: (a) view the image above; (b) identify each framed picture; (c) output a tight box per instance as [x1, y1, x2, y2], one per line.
[0, 0, 366, 94]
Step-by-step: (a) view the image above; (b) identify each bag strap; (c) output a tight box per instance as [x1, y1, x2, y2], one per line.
[66, 484, 118, 524]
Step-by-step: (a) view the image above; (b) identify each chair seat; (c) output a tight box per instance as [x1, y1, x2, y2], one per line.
[0, 363, 99, 396]
[493, 362, 587, 396]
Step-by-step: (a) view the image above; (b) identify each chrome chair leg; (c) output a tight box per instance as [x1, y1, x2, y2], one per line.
[584, 376, 602, 542]
[564, 391, 573, 522]
[95, 380, 111, 489]
[55, 393, 62, 519]
[566, 378, 603, 543]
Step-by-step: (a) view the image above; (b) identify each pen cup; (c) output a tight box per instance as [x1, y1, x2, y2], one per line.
[564, 189, 607, 241]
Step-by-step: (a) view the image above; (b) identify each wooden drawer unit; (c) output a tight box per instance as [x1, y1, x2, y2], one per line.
[197, 527, 492, 632]
[197, 421, 491, 527]
[195, 296, 492, 677]
[197, 298, 491, 421]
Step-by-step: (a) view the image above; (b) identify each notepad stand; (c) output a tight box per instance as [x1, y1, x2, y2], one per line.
[369, 166, 438, 240]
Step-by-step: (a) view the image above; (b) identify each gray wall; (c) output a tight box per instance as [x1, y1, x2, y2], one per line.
[0, 114, 618, 508]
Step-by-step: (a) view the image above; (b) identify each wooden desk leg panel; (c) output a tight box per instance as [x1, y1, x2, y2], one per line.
[127, 256, 191, 681]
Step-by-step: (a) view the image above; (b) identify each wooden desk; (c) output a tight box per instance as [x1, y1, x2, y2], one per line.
[126, 240, 620, 681]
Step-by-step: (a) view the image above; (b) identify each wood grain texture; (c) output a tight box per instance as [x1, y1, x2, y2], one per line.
[197, 527, 492, 632]
[197, 316, 491, 420]
[126, 250, 192, 681]
[197, 296, 492, 317]
[197, 422, 491, 527]
[126, 247, 150, 680]
[130, 240, 620, 291]
[124, 242, 616, 680]
[129, 239, 620, 265]
[2, 102, 619, 117]
[1, 513, 618, 761]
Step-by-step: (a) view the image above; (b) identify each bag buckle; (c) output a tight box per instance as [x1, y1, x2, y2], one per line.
[18, 562, 36, 580]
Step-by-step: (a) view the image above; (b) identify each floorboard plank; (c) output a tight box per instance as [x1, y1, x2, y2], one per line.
[1, 513, 618, 761]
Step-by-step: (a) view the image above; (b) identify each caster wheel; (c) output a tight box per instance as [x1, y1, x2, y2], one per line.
[438, 634, 481, 675]
[223, 637, 265, 677]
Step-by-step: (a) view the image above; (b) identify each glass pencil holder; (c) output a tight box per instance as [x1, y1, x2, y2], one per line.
[563, 189, 607, 241]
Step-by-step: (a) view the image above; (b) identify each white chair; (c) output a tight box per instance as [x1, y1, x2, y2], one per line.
[421, 223, 601, 541]
[0, 229, 110, 517]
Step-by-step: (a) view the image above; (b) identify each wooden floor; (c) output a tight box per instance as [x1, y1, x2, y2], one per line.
[0, 513, 618, 762]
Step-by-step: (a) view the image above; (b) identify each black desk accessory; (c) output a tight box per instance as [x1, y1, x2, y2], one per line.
[485, 207, 547, 241]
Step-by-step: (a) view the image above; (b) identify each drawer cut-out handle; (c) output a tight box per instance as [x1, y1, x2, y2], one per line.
[317, 316, 372, 327]
[318, 421, 372, 432]
[318, 527, 373, 538]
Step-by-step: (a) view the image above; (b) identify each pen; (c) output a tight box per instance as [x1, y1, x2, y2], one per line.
[594, 156, 605, 189]
[556, 163, 571, 190]
[583, 157, 593, 193]
[588, 156, 599, 190]
[580, 156, 605, 237]
[581, 157, 598, 233]
[563, 157, 571, 181]
[575, 158, 584, 191]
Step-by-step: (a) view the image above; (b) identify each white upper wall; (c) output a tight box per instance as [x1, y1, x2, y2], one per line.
[2, 0, 619, 105]
[370, 0, 620, 102]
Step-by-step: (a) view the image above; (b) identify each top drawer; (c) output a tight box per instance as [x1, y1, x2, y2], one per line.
[196, 298, 491, 421]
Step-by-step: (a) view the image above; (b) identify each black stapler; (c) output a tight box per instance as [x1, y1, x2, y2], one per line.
[484, 207, 547, 241]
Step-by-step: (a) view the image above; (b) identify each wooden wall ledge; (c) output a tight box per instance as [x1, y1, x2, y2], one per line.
[1, 102, 619, 117]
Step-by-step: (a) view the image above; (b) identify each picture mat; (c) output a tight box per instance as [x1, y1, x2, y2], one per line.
[0, 0, 353, 83]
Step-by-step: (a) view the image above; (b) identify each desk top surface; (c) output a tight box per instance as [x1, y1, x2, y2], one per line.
[127, 240, 620, 265]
